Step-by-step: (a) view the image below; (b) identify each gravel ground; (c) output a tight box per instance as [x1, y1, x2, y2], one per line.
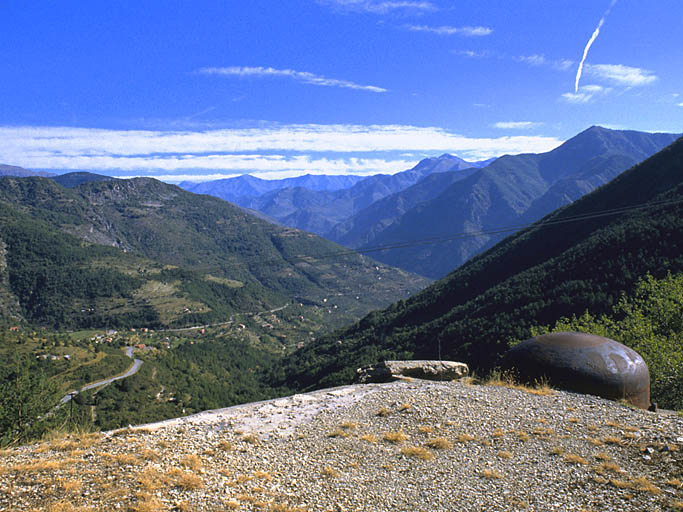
[1, 379, 681, 511]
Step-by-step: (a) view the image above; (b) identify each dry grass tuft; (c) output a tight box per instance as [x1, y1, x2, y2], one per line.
[129, 492, 165, 512]
[671, 500, 683, 510]
[383, 431, 408, 443]
[400, 445, 434, 460]
[58, 478, 82, 493]
[532, 427, 555, 436]
[359, 434, 378, 443]
[610, 478, 633, 489]
[377, 407, 390, 417]
[632, 476, 661, 495]
[480, 469, 503, 480]
[595, 462, 623, 475]
[224, 501, 240, 510]
[328, 429, 350, 438]
[492, 429, 505, 439]
[497, 450, 513, 459]
[218, 440, 233, 451]
[180, 454, 202, 470]
[563, 454, 589, 465]
[170, 468, 204, 490]
[418, 425, 435, 434]
[602, 436, 622, 446]
[516, 431, 529, 442]
[550, 446, 564, 456]
[242, 433, 259, 444]
[455, 433, 476, 443]
[322, 466, 340, 478]
[665, 478, 683, 489]
[340, 421, 358, 430]
[485, 371, 553, 396]
[425, 437, 452, 450]
[588, 438, 604, 446]
[254, 471, 273, 481]
[398, 403, 411, 412]
[138, 467, 165, 492]
[593, 452, 611, 461]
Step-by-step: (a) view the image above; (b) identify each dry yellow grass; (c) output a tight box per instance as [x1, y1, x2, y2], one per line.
[594, 462, 623, 475]
[480, 469, 503, 480]
[242, 433, 259, 444]
[254, 471, 273, 481]
[532, 427, 555, 436]
[139, 448, 160, 460]
[516, 431, 530, 442]
[563, 454, 589, 465]
[383, 431, 408, 443]
[455, 433, 476, 443]
[218, 440, 233, 451]
[492, 429, 505, 438]
[138, 467, 164, 492]
[359, 434, 378, 443]
[175, 501, 193, 512]
[418, 425, 435, 434]
[610, 478, 632, 489]
[58, 478, 82, 493]
[327, 429, 350, 438]
[425, 437, 452, 450]
[170, 468, 204, 490]
[322, 466, 340, 478]
[180, 454, 202, 470]
[224, 501, 240, 510]
[130, 491, 166, 512]
[497, 451, 513, 459]
[632, 476, 661, 495]
[398, 403, 411, 412]
[593, 452, 611, 461]
[400, 445, 434, 460]
[377, 407, 390, 417]
[603, 436, 622, 446]
[671, 500, 683, 510]
[340, 421, 358, 430]
[665, 478, 683, 489]
[485, 372, 553, 396]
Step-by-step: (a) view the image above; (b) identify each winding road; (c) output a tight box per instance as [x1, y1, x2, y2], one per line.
[59, 347, 143, 405]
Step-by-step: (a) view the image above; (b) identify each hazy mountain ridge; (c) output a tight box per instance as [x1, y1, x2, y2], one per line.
[360, 127, 680, 278]
[184, 154, 482, 236]
[0, 164, 54, 178]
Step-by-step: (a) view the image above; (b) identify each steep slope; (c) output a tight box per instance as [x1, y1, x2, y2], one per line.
[362, 127, 679, 278]
[241, 154, 479, 236]
[0, 177, 428, 329]
[328, 167, 480, 248]
[275, 136, 683, 391]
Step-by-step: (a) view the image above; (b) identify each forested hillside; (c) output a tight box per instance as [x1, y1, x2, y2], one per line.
[0, 177, 427, 330]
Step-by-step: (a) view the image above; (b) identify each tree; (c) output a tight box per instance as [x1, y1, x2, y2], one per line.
[531, 273, 683, 410]
[0, 354, 60, 446]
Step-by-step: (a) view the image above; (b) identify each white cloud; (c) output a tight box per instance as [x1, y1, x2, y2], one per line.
[678, 102, 683, 107]
[0, 124, 562, 178]
[454, 49, 490, 58]
[318, 0, 436, 14]
[515, 54, 546, 66]
[197, 66, 387, 93]
[407, 25, 492, 36]
[493, 121, 543, 130]
[585, 64, 657, 87]
[561, 84, 611, 104]
[552, 59, 574, 71]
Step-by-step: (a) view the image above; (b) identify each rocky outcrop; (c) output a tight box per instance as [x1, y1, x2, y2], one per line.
[356, 360, 469, 383]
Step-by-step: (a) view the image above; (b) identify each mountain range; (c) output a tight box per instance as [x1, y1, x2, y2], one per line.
[275, 135, 683, 395]
[0, 164, 54, 178]
[180, 154, 487, 236]
[180, 127, 679, 279]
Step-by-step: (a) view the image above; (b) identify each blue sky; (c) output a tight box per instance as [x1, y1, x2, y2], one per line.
[1, 0, 681, 182]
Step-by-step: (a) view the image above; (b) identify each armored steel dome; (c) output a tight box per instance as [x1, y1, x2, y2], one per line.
[502, 332, 650, 409]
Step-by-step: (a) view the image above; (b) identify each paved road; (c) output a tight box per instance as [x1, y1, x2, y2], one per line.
[59, 348, 143, 405]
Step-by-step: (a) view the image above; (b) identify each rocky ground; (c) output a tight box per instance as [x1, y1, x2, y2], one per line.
[1, 379, 682, 511]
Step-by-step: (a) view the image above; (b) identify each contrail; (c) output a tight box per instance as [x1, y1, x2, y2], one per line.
[575, 0, 617, 93]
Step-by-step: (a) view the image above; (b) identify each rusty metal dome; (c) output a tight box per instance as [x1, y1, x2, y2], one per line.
[502, 332, 651, 409]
